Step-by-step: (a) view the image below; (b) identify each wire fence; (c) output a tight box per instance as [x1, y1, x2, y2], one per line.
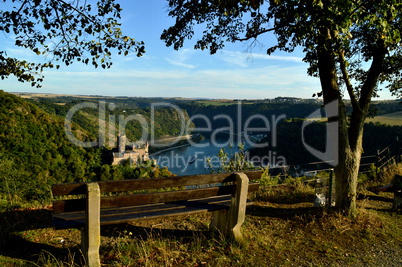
[261, 137, 401, 208]
[266, 137, 401, 180]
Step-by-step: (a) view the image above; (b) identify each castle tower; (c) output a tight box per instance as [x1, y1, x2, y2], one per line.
[117, 135, 126, 153]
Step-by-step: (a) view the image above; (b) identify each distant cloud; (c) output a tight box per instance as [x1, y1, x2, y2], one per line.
[220, 50, 303, 67]
[165, 49, 198, 69]
[251, 53, 303, 63]
[165, 58, 198, 69]
[6, 48, 37, 59]
[2, 59, 320, 99]
[220, 51, 249, 67]
[45, 69, 189, 80]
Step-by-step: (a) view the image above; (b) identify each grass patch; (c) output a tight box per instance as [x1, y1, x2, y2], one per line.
[366, 111, 402, 125]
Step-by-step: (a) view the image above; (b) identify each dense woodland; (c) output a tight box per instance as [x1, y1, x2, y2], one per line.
[0, 91, 401, 205]
[30, 96, 193, 144]
[0, 91, 176, 205]
[249, 120, 402, 168]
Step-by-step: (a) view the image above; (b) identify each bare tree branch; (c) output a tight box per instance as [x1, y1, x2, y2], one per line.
[233, 27, 277, 41]
[338, 50, 359, 110]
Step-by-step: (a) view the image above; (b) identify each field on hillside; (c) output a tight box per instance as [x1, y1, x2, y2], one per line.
[367, 111, 402, 126]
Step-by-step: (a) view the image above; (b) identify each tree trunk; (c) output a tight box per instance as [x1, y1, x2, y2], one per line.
[316, 29, 364, 217]
[334, 148, 360, 216]
[316, 36, 385, 217]
[331, 98, 364, 217]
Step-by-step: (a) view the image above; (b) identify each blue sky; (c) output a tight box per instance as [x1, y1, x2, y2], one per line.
[1, 1, 396, 99]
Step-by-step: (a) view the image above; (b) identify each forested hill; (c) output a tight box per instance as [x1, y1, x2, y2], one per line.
[249, 120, 402, 167]
[0, 90, 103, 202]
[0, 91, 187, 204]
[28, 95, 193, 143]
[178, 99, 402, 131]
[177, 101, 322, 131]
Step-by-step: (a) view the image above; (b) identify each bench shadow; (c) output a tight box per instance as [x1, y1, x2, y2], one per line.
[0, 208, 52, 231]
[246, 204, 324, 219]
[0, 234, 79, 264]
[0, 208, 84, 264]
[101, 223, 212, 242]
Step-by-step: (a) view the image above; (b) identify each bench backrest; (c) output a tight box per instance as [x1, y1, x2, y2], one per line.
[52, 171, 261, 213]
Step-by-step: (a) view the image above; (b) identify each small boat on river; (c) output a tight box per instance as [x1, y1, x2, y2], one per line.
[188, 156, 197, 164]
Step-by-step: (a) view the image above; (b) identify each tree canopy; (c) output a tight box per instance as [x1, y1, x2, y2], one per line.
[161, 0, 402, 216]
[162, 0, 401, 98]
[0, 0, 144, 87]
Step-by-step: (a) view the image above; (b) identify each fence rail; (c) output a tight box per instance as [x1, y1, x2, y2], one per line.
[253, 137, 400, 208]
[266, 137, 401, 180]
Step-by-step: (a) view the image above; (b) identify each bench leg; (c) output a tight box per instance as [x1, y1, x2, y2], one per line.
[210, 209, 229, 235]
[210, 172, 249, 241]
[393, 191, 402, 211]
[81, 183, 101, 267]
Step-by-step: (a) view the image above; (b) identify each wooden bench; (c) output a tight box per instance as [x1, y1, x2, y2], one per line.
[52, 171, 261, 267]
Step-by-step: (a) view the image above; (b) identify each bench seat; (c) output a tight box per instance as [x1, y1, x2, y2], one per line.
[53, 195, 253, 229]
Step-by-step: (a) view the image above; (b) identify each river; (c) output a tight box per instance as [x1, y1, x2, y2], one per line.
[151, 136, 254, 176]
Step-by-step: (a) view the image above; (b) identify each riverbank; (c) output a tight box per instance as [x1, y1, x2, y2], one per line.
[150, 143, 191, 156]
[148, 134, 204, 156]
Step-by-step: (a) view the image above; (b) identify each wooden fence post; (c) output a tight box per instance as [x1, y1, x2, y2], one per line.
[81, 183, 101, 267]
[376, 149, 380, 178]
[327, 169, 334, 208]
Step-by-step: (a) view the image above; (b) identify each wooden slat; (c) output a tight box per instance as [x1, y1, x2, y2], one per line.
[54, 203, 168, 221]
[53, 204, 225, 230]
[53, 218, 85, 229]
[245, 170, 265, 181]
[248, 182, 260, 193]
[99, 203, 229, 226]
[54, 195, 235, 221]
[52, 171, 263, 196]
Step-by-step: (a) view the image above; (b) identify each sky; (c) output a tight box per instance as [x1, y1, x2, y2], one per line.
[0, 1, 396, 100]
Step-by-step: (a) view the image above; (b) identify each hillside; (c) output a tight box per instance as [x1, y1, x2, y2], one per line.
[28, 95, 194, 145]
[0, 90, 104, 204]
[0, 91, 176, 206]
[366, 111, 402, 126]
[249, 120, 402, 168]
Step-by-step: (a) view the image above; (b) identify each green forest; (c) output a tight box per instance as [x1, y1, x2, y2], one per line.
[30, 95, 193, 144]
[0, 91, 178, 207]
[249, 120, 402, 168]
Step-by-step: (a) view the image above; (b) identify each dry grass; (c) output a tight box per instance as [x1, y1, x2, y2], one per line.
[366, 112, 402, 126]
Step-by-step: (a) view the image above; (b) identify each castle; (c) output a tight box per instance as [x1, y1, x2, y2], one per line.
[112, 135, 150, 165]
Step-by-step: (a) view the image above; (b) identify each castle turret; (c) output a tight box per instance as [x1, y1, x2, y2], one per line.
[117, 135, 126, 153]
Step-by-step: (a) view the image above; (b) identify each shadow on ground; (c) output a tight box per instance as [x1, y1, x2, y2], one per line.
[101, 223, 212, 242]
[0, 208, 83, 265]
[247, 204, 324, 219]
[357, 193, 394, 202]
